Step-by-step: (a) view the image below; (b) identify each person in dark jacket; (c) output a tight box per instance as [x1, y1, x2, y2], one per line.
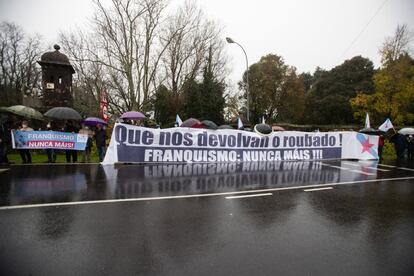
[64, 121, 78, 163]
[95, 124, 107, 162]
[407, 135, 414, 160]
[0, 120, 11, 164]
[390, 133, 407, 160]
[18, 120, 33, 164]
[45, 122, 57, 163]
[378, 135, 384, 161]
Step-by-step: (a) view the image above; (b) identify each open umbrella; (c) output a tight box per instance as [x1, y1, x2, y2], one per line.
[218, 125, 233, 129]
[82, 117, 108, 126]
[398, 127, 414, 135]
[44, 107, 82, 120]
[0, 107, 9, 113]
[201, 120, 218, 130]
[120, 111, 146, 120]
[272, 125, 285, 132]
[254, 124, 272, 135]
[181, 118, 203, 128]
[359, 128, 384, 135]
[6, 105, 44, 120]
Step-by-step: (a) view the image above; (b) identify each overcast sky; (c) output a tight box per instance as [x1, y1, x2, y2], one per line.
[1, 0, 413, 85]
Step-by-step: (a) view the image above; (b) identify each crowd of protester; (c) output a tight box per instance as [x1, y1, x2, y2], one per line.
[1, 117, 414, 165]
[0, 118, 107, 165]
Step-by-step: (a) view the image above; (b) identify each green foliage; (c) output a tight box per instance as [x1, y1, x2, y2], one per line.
[153, 54, 226, 125]
[381, 140, 396, 160]
[182, 78, 202, 119]
[198, 66, 225, 124]
[245, 54, 305, 124]
[153, 84, 175, 126]
[299, 72, 313, 93]
[305, 56, 375, 124]
[351, 54, 414, 125]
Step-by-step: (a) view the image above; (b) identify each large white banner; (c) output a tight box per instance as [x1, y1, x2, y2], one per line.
[102, 123, 379, 164]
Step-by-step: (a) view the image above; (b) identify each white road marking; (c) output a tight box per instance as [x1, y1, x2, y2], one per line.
[376, 163, 414, 172]
[342, 162, 390, 172]
[321, 163, 376, 175]
[225, 193, 273, 199]
[304, 187, 333, 192]
[1, 176, 414, 211]
[350, 169, 376, 176]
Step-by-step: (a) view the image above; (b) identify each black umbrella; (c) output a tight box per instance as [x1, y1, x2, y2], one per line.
[201, 120, 218, 130]
[218, 125, 233, 129]
[359, 128, 384, 135]
[44, 107, 82, 120]
[254, 123, 272, 135]
[5, 105, 44, 120]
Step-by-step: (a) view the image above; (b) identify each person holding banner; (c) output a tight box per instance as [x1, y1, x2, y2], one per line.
[0, 120, 11, 165]
[79, 124, 93, 163]
[18, 121, 33, 164]
[95, 123, 107, 162]
[45, 122, 57, 163]
[64, 121, 78, 163]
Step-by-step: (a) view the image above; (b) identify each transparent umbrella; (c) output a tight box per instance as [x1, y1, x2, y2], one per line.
[398, 127, 414, 135]
[6, 105, 43, 120]
[44, 107, 82, 120]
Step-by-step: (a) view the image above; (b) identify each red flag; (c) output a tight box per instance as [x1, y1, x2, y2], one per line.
[100, 90, 109, 122]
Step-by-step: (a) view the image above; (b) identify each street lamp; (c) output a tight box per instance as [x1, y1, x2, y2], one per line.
[226, 37, 250, 123]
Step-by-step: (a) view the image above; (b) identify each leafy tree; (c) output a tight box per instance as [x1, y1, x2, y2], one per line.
[351, 25, 414, 125]
[180, 47, 226, 124]
[181, 78, 202, 119]
[351, 54, 414, 125]
[198, 51, 225, 124]
[153, 84, 175, 126]
[304, 56, 374, 124]
[243, 54, 305, 124]
[379, 24, 413, 66]
[299, 72, 313, 93]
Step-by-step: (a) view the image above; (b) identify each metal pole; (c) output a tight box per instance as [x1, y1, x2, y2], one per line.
[233, 42, 250, 123]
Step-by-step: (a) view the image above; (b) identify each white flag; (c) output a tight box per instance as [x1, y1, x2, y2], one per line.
[378, 118, 394, 132]
[175, 114, 183, 127]
[237, 117, 243, 129]
[365, 113, 370, 128]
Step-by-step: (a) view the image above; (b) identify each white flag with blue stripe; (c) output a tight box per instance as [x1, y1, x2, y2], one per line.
[175, 114, 183, 127]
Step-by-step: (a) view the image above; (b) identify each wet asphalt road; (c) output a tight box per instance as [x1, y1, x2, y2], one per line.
[0, 160, 414, 275]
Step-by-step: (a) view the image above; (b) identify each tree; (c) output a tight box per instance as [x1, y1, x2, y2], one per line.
[198, 48, 225, 124]
[60, 0, 227, 118]
[153, 84, 174, 125]
[160, 0, 227, 117]
[0, 21, 42, 106]
[181, 78, 202, 119]
[60, 0, 169, 114]
[304, 56, 375, 124]
[351, 25, 414, 125]
[243, 54, 305, 124]
[380, 24, 413, 66]
[179, 47, 226, 123]
[351, 54, 414, 125]
[299, 72, 313, 93]
[59, 31, 106, 117]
